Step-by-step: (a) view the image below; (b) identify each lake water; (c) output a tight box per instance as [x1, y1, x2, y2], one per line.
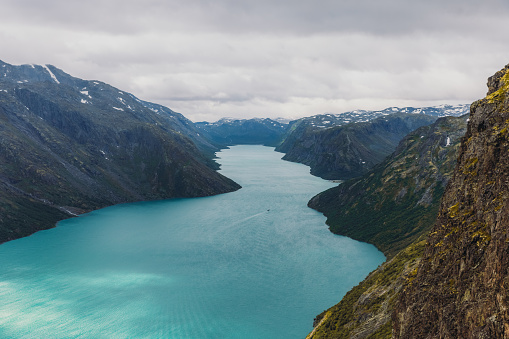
[0, 145, 385, 338]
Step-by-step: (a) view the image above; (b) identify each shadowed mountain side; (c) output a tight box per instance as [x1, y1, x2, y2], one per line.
[0, 61, 240, 244]
[281, 113, 437, 180]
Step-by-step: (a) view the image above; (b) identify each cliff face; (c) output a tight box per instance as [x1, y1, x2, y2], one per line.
[308, 115, 467, 258]
[394, 65, 509, 337]
[306, 115, 467, 338]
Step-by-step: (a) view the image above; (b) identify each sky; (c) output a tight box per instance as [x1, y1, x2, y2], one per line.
[1, 0, 509, 122]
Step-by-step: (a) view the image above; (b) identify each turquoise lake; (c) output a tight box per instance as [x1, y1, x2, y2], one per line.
[0, 145, 385, 338]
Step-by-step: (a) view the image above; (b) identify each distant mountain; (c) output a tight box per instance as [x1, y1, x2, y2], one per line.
[279, 113, 438, 180]
[306, 114, 468, 338]
[195, 117, 289, 147]
[277, 105, 469, 152]
[0, 60, 240, 244]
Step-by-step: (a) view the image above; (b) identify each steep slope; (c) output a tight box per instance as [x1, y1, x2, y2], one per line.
[0, 61, 240, 244]
[307, 237, 426, 339]
[393, 65, 509, 338]
[305, 115, 467, 338]
[281, 113, 437, 180]
[309, 115, 467, 258]
[195, 117, 289, 147]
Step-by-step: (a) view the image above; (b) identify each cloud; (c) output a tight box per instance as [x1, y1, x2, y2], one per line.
[1, 0, 509, 121]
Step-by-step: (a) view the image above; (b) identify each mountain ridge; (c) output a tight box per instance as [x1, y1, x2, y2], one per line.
[279, 113, 438, 180]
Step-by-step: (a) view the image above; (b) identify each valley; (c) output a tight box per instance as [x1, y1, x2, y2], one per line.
[3, 59, 508, 339]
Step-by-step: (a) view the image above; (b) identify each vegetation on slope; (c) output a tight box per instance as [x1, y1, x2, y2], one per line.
[306, 114, 468, 338]
[309, 115, 467, 258]
[307, 238, 426, 339]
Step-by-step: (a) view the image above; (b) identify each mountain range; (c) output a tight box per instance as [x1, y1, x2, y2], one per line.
[2, 58, 495, 339]
[306, 114, 467, 338]
[308, 114, 468, 257]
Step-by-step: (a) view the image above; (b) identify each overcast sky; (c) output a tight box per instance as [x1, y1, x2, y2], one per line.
[2, 0, 509, 121]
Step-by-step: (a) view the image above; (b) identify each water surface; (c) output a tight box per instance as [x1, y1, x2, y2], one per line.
[0, 145, 385, 338]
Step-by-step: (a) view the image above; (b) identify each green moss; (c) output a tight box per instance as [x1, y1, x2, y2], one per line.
[366, 321, 393, 339]
[448, 203, 460, 218]
[486, 69, 509, 104]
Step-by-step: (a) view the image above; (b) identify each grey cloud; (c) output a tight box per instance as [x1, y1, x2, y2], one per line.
[4, 0, 509, 36]
[1, 0, 509, 122]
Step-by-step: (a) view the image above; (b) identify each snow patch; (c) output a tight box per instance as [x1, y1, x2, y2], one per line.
[445, 136, 451, 147]
[81, 99, 89, 104]
[113, 107, 124, 111]
[42, 65, 60, 84]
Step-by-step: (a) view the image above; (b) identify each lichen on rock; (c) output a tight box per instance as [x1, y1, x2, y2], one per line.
[393, 64, 509, 338]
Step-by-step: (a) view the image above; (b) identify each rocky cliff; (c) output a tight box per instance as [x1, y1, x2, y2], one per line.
[393, 65, 509, 338]
[0, 61, 240, 244]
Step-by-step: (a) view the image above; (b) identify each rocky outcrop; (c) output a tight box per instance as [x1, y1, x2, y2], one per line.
[308, 115, 467, 258]
[393, 64, 509, 338]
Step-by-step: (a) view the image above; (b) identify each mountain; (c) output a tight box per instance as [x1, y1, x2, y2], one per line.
[309, 114, 468, 258]
[276, 105, 469, 153]
[305, 114, 467, 338]
[279, 113, 438, 180]
[195, 117, 289, 147]
[0, 60, 240, 244]
[393, 65, 509, 338]
[307, 64, 509, 339]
